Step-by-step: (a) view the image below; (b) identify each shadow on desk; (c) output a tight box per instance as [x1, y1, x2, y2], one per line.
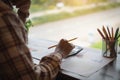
[56, 72, 79, 80]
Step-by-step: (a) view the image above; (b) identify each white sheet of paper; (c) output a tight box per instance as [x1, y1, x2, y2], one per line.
[61, 49, 114, 77]
[28, 38, 55, 64]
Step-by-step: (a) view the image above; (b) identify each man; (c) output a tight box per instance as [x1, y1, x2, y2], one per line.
[0, 0, 74, 80]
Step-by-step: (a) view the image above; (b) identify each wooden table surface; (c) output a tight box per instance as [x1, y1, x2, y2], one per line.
[57, 51, 120, 80]
[28, 38, 120, 80]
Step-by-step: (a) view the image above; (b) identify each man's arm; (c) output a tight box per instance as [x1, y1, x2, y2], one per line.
[0, 7, 62, 80]
[38, 53, 62, 80]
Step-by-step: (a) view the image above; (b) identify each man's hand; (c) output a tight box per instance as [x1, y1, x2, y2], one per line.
[55, 39, 75, 58]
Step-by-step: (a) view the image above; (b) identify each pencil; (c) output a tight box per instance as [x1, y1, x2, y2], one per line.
[107, 27, 111, 40]
[114, 27, 119, 40]
[111, 27, 114, 40]
[102, 26, 109, 40]
[97, 28, 105, 39]
[48, 37, 78, 49]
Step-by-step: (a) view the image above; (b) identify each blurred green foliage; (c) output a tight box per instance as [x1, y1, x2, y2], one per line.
[62, 0, 107, 6]
[31, 0, 107, 6]
[31, 2, 120, 25]
[25, 19, 33, 32]
[30, 0, 108, 13]
[90, 41, 102, 49]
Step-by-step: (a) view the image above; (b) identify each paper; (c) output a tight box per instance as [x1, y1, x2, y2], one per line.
[28, 38, 55, 64]
[61, 49, 114, 77]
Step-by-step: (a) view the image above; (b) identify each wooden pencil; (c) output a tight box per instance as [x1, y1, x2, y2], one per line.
[114, 27, 119, 40]
[97, 28, 105, 39]
[111, 27, 114, 40]
[48, 37, 78, 49]
[102, 26, 109, 40]
[107, 27, 111, 40]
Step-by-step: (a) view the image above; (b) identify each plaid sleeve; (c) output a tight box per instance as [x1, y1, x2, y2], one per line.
[37, 53, 62, 80]
[0, 5, 63, 80]
[0, 9, 36, 80]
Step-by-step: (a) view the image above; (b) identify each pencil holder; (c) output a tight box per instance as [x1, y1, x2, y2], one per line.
[102, 39, 118, 58]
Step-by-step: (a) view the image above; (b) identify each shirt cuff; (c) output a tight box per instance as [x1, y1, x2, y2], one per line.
[49, 53, 63, 62]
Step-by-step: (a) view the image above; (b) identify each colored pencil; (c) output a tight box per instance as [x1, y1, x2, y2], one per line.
[48, 37, 78, 49]
[97, 28, 105, 39]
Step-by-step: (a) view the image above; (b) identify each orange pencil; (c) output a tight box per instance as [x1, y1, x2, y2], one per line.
[111, 27, 114, 40]
[48, 37, 78, 49]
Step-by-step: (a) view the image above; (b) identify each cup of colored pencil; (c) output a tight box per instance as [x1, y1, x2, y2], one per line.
[97, 26, 120, 58]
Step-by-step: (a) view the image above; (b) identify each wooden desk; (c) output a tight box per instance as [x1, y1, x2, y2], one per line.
[28, 38, 120, 80]
[57, 50, 120, 80]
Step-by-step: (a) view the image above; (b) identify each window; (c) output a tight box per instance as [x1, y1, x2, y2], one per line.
[29, 0, 120, 49]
